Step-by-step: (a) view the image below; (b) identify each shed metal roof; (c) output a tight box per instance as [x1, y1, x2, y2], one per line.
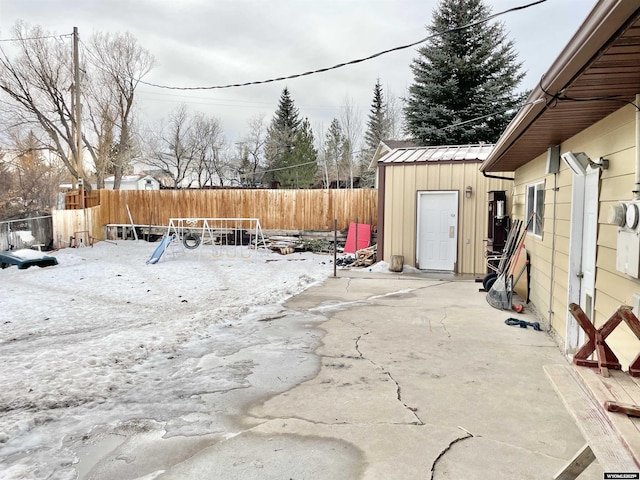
[379, 144, 494, 165]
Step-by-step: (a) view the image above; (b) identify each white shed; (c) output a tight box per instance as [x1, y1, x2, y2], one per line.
[103, 174, 160, 191]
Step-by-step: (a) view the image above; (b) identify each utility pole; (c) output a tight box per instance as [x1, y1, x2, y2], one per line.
[73, 27, 84, 210]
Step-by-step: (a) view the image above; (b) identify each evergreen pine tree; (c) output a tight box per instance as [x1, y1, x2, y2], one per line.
[265, 87, 302, 184]
[361, 79, 391, 187]
[275, 118, 317, 188]
[271, 87, 301, 134]
[324, 118, 349, 188]
[364, 79, 390, 153]
[404, 0, 526, 146]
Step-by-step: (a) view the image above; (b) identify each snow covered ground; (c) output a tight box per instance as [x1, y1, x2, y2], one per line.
[0, 241, 334, 479]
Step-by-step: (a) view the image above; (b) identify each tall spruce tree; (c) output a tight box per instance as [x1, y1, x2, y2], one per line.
[364, 79, 390, 153]
[275, 118, 317, 188]
[265, 87, 303, 186]
[361, 79, 391, 187]
[404, 0, 526, 145]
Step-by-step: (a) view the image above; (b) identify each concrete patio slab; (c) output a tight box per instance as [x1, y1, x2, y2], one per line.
[244, 272, 603, 479]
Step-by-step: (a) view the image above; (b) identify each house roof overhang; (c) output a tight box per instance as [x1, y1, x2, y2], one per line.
[481, 1, 640, 173]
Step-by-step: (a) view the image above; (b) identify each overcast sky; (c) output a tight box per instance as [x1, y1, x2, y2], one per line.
[0, 0, 598, 145]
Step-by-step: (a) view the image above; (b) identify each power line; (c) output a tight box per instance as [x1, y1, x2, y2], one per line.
[139, 0, 547, 91]
[136, 91, 345, 110]
[0, 33, 73, 43]
[258, 160, 318, 174]
[440, 99, 545, 130]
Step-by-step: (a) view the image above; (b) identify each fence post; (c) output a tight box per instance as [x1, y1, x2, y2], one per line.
[333, 219, 337, 278]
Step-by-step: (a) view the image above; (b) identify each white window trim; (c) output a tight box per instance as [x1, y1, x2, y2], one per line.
[526, 181, 545, 238]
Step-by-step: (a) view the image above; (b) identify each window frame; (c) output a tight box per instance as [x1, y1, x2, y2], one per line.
[525, 181, 545, 238]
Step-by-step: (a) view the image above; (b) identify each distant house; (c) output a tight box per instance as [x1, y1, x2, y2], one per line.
[103, 174, 160, 191]
[480, 1, 640, 364]
[374, 143, 513, 274]
[130, 160, 242, 189]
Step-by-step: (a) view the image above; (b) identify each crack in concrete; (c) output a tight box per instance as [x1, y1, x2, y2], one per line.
[384, 370, 423, 425]
[355, 332, 370, 358]
[355, 332, 423, 425]
[430, 429, 474, 480]
[439, 308, 451, 338]
[246, 414, 424, 427]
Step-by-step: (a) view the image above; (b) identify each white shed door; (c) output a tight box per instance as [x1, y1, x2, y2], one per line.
[417, 191, 458, 271]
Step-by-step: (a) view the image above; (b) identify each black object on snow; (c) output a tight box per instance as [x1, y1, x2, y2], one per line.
[504, 318, 541, 331]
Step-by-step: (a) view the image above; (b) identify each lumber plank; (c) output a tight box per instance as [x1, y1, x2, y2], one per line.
[606, 401, 640, 417]
[573, 367, 640, 464]
[544, 364, 639, 472]
[554, 444, 596, 480]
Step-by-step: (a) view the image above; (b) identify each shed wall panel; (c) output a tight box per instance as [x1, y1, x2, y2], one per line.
[382, 161, 512, 274]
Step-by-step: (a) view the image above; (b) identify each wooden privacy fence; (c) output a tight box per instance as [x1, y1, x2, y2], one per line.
[52, 207, 102, 248]
[64, 190, 100, 209]
[97, 189, 378, 232]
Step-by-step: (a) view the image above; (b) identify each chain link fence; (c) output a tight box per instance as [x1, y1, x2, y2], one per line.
[0, 216, 54, 251]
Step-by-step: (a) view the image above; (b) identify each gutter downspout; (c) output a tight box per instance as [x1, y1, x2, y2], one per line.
[482, 171, 515, 182]
[548, 171, 559, 331]
[635, 94, 640, 200]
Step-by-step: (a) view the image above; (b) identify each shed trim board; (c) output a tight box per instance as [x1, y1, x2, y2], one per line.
[416, 190, 459, 271]
[376, 164, 386, 261]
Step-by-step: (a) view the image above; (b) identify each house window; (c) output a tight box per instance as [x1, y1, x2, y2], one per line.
[526, 181, 545, 237]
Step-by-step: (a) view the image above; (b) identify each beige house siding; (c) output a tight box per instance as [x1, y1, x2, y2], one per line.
[382, 161, 511, 274]
[512, 104, 639, 367]
[513, 157, 548, 315]
[513, 154, 571, 341]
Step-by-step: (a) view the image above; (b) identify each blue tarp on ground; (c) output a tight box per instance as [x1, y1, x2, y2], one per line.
[0, 249, 58, 270]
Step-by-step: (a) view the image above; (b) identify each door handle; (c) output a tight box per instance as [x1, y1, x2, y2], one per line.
[449, 226, 455, 238]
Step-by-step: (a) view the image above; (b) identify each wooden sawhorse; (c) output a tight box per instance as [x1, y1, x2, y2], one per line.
[545, 304, 640, 479]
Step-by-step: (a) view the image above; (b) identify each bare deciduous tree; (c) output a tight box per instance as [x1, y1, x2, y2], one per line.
[339, 96, 363, 188]
[313, 122, 330, 188]
[0, 23, 154, 191]
[145, 105, 231, 188]
[190, 112, 228, 187]
[2, 130, 67, 218]
[146, 105, 196, 188]
[83, 83, 116, 189]
[236, 114, 266, 186]
[86, 32, 155, 189]
[386, 89, 406, 140]
[0, 23, 81, 185]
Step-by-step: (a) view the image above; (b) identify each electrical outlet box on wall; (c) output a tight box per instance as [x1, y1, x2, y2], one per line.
[617, 229, 640, 278]
[614, 201, 640, 278]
